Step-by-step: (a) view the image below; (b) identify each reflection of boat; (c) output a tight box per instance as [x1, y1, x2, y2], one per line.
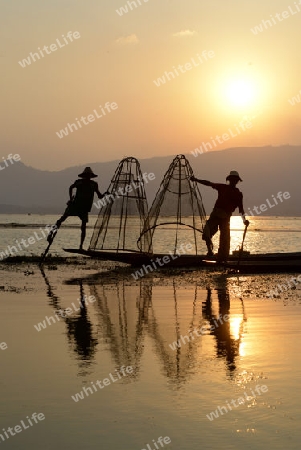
[63, 248, 301, 272]
[66, 270, 247, 384]
[84, 280, 207, 386]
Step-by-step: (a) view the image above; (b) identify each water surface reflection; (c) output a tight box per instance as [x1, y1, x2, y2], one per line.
[43, 269, 249, 385]
[40, 267, 98, 376]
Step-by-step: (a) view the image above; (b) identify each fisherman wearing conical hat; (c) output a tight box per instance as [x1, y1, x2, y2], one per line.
[191, 170, 249, 260]
[47, 167, 107, 250]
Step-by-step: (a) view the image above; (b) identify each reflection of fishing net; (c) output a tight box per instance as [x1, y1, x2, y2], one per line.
[89, 281, 152, 377]
[89, 280, 206, 386]
[138, 154, 207, 255]
[89, 157, 152, 253]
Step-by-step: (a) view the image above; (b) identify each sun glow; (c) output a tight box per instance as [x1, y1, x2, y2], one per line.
[230, 316, 243, 340]
[213, 71, 265, 114]
[225, 79, 257, 108]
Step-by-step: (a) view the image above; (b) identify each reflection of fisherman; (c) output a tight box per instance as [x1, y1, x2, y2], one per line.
[47, 167, 107, 249]
[203, 287, 241, 375]
[65, 294, 98, 365]
[191, 170, 249, 260]
[39, 267, 98, 372]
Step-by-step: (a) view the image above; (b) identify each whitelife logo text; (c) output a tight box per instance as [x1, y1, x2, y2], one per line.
[18, 31, 81, 68]
[55, 102, 118, 139]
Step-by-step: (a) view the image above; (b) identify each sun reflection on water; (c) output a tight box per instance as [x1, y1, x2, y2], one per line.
[229, 316, 244, 340]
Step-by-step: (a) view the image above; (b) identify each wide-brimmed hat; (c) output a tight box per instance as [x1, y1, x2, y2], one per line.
[78, 167, 98, 178]
[226, 170, 242, 182]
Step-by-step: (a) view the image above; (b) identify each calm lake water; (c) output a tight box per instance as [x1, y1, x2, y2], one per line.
[0, 215, 301, 256]
[1, 215, 301, 449]
[1, 270, 300, 450]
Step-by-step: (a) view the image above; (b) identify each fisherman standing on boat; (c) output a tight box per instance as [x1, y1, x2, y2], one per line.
[47, 167, 107, 250]
[191, 171, 249, 260]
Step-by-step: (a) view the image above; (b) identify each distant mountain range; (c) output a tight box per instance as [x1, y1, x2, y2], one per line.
[0, 146, 300, 216]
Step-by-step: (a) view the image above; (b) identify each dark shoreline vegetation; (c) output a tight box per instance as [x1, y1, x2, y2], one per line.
[0, 223, 95, 229]
[1, 260, 301, 306]
[0, 255, 88, 264]
[1, 255, 301, 282]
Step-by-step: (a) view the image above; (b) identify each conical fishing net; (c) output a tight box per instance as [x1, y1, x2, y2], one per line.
[89, 157, 152, 253]
[138, 154, 207, 255]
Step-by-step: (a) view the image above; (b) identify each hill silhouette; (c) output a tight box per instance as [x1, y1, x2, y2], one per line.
[0, 146, 299, 216]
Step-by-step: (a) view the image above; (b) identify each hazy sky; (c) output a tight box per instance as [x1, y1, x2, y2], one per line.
[1, 0, 301, 170]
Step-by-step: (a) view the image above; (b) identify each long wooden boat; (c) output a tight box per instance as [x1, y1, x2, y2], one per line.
[63, 249, 301, 273]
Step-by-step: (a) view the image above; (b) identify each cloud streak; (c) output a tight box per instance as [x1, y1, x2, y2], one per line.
[172, 29, 197, 38]
[115, 34, 139, 45]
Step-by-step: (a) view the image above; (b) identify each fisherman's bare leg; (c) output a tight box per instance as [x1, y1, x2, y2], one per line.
[56, 213, 69, 228]
[203, 216, 218, 256]
[80, 221, 87, 250]
[217, 218, 230, 260]
[47, 213, 69, 243]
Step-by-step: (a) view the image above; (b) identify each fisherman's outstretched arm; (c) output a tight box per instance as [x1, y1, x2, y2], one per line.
[96, 189, 105, 199]
[190, 176, 213, 187]
[95, 184, 108, 199]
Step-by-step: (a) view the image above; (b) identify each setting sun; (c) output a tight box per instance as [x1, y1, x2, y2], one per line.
[225, 79, 257, 108]
[211, 70, 266, 117]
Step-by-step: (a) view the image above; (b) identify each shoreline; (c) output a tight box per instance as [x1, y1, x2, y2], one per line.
[0, 259, 300, 304]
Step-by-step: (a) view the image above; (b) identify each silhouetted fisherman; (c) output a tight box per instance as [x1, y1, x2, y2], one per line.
[47, 167, 107, 249]
[191, 170, 249, 260]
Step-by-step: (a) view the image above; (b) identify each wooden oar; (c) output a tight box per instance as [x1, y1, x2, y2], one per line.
[237, 222, 249, 269]
[40, 226, 58, 264]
